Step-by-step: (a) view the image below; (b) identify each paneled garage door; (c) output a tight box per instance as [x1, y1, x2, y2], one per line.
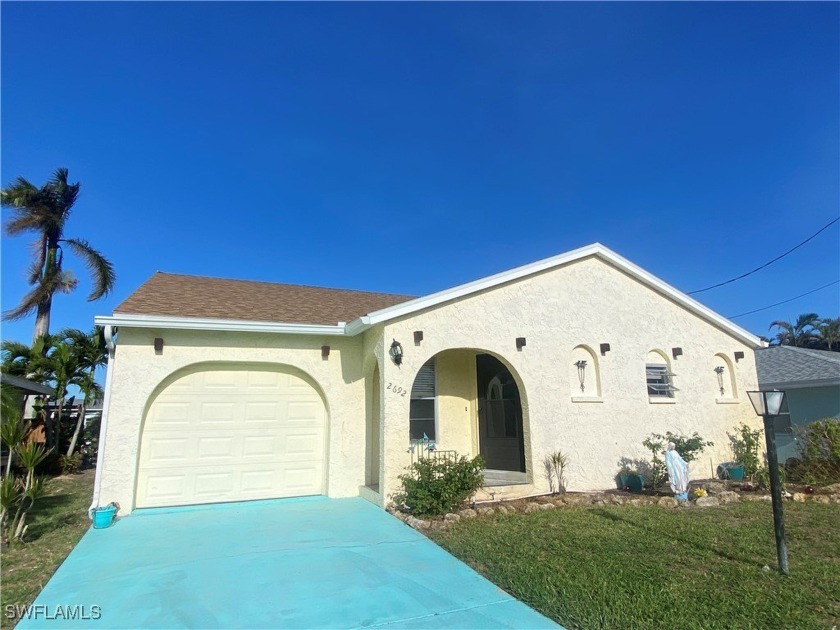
[136, 366, 326, 508]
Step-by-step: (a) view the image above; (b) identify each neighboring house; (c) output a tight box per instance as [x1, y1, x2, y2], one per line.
[755, 346, 840, 463]
[0, 374, 54, 456]
[93, 244, 764, 514]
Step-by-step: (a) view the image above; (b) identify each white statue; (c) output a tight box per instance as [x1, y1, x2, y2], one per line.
[665, 442, 689, 500]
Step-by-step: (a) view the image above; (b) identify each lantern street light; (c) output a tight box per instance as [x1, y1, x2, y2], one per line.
[747, 389, 789, 575]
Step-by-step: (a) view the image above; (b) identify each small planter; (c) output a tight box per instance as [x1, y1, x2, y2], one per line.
[618, 474, 645, 493]
[92, 503, 119, 529]
[717, 462, 745, 481]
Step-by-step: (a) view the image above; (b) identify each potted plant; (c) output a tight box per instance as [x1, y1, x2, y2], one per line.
[618, 466, 645, 493]
[721, 424, 762, 482]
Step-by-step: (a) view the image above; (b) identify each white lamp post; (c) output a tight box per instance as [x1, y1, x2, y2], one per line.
[747, 389, 789, 575]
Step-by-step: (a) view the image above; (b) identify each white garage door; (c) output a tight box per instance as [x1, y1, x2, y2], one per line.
[136, 366, 326, 508]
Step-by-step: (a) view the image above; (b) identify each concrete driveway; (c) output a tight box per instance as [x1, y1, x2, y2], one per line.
[18, 497, 558, 629]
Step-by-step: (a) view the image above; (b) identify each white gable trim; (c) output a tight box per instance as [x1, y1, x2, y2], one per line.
[344, 243, 764, 348]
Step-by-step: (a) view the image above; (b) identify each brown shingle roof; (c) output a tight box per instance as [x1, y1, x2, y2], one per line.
[114, 272, 415, 325]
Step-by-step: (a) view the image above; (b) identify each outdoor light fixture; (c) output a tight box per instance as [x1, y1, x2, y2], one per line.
[600, 343, 611, 356]
[414, 331, 423, 344]
[154, 338, 164, 354]
[389, 339, 403, 365]
[714, 366, 726, 395]
[672, 347, 683, 359]
[516, 337, 526, 350]
[321, 345, 330, 359]
[747, 389, 789, 574]
[575, 360, 587, 393]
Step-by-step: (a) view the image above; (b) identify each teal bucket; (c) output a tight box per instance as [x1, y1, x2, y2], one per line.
[92, 505, 118, 529]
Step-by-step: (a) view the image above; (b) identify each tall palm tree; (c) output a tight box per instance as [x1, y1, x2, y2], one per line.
[816, 317, 840, 352]
[59, 328, 107, 456]
[769, 313, 820, 347]
[1, 168, 116, 341]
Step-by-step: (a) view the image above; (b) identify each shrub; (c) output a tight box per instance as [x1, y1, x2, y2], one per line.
[544, 450, 569, 493]
[393, 454, 484, 516]
[728, 423, 763, 479]
[642, 432, 714, 489]
[789, 418, 840, 484]
[58, 453, 83, 475]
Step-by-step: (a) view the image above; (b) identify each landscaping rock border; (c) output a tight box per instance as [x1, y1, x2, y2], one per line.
[389, 481, 840, 532]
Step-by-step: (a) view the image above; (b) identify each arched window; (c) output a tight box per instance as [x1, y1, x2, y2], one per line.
[646, 350, 676, 399]
[713, 353, 737, 400]
[569, 345, 601, 399]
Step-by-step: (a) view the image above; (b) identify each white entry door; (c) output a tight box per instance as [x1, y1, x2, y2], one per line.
[136, 366, 326, 508]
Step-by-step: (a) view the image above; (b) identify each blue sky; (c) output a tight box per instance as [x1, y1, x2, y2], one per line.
[2, 2, 838, 344]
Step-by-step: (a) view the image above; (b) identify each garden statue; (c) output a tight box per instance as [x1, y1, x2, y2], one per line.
[665, 442, 689, 500]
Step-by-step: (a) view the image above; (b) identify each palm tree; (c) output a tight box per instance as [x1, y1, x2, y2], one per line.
[1, 168, 116, 341]
[769, 313, 821, 347]
[59, 328, 107, 456]
[816, 317, 840, 352]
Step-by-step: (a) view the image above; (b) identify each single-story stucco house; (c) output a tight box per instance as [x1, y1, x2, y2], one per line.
[91, 244, 765, 514]
[756, 345, 840, 463]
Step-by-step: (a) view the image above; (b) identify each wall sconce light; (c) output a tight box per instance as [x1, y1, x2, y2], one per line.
[516, 337, 526, 350]
[714, 366, 725, 395]
[414, 331, 423, 344]
[321, 345, 330, 359]
[575, 360, 587, 393]
[672, 347, 683, 359]
[600, 343, 611, 356]
[734, 351, 745, 362]
[389, 339, 403, 365]
[154, 338, 164, 354]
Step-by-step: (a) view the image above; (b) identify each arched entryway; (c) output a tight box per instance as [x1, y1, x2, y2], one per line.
[406, 350, 528, 483]
[136, 363, 328, 509]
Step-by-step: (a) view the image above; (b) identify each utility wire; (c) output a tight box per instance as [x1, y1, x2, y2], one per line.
[688, 216, 840, 295]
[728, 280, 840, 319]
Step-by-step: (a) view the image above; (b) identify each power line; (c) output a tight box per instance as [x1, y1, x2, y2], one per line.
[728, 280, 840, 319]
[688, 216, 840, 295]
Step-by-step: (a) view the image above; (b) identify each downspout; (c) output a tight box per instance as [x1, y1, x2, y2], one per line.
[88, 325, 117, 519]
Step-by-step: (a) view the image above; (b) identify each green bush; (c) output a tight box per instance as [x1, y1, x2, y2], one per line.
[642, 432, 713, 488]
[789, 418, 840, 484]
[728, 423, 763, 479]
[58, 453, 83, 475]
[393, 454, 485, 516]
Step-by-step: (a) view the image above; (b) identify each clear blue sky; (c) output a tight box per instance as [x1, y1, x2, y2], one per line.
[2, 2, 838, 344]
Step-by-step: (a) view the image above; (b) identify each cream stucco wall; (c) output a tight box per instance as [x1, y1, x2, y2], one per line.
[99, 327, 368, 513]
[376, 255, 761, 501]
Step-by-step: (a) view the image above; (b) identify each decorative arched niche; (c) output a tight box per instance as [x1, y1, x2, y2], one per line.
[713, 353, 739, 402]
[569, 345, 602, 401]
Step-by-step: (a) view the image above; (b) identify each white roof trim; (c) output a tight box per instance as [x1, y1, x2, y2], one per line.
[344, 243, 765, 348]
[96, 243, 764, 348]
[94, 313, 346, 336]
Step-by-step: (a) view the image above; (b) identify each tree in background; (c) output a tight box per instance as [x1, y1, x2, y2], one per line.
[768, 313, 840, 352]
[59, 328, 107, 457]
[1, 168, 115, 341]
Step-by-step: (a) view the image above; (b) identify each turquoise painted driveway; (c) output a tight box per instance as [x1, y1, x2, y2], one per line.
[19, 497, 558, 629]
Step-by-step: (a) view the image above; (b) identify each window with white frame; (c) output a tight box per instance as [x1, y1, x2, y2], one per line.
[409, 358, 436, 441]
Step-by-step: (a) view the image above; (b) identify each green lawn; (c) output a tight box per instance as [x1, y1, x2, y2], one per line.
[2, 469, 94, 627]
[431, 501, 840, 630]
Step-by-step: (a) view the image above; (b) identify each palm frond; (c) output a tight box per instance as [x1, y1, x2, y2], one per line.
[63, 238, 115, 300]
[2, 284, 49, 321]
[27, 235, 47, 284]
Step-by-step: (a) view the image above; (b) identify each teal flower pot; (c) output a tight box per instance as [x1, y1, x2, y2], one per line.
[92, 504, 118, 529]
[717, 463, 745, 481]
[618, 474, 644, 493]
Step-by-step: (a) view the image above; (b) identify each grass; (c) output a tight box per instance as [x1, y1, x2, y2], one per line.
[1, 469, 94, 627]
[431, 501, 840, 630]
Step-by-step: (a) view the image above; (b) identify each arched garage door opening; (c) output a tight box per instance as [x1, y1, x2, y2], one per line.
[136, 363, 328, 509]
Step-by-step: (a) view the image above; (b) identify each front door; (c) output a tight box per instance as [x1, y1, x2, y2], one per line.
[476, 354, 525, 472]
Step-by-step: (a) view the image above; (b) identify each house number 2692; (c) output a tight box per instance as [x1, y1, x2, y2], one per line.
[386, 383, 407, 397]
